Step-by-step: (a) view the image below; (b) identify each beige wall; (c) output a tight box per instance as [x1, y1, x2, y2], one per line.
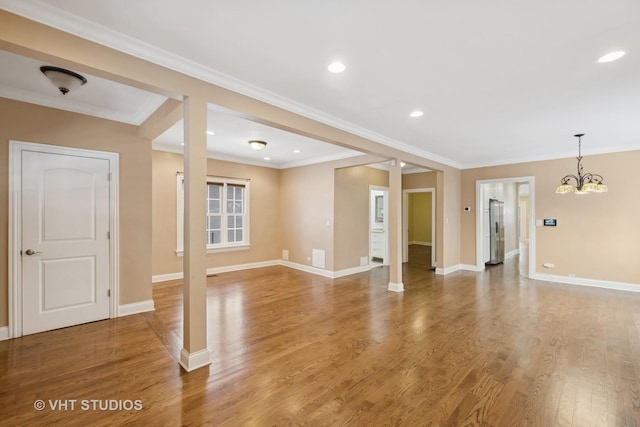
[0, 98, 152, 326]
[334, 166, 389, 271]
[152, 151, 282, 276]
[279, 162, 336, 270]
[461, 151, 640, 284]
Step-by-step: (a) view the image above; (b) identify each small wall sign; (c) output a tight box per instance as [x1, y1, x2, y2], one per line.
[543, 219, 557, 226]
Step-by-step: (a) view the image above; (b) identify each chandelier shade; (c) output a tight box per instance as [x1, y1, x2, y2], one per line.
[555, 134, 607, 194]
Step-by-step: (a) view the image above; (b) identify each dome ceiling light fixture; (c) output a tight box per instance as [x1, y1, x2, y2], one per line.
[40, 65, 87, 95]
[555, 133, 608, 194]
[248, 140, 267, 150]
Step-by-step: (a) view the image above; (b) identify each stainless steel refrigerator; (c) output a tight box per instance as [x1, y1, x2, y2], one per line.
[486, 199, 505, 265]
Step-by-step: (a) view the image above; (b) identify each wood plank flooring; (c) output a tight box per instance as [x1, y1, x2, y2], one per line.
[1, 245, 640, 426]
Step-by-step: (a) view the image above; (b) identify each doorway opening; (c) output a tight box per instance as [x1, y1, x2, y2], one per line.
[475, 177, 535, 278]
[369, 186, 389, 266]
[402, 188, 436, 269]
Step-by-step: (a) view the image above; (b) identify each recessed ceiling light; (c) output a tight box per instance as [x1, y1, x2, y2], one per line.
[264, 157, 271, 161]
[409, 110, 424, 118]
[597, 51, 626, 63]
[180, 142, 184, 146]
[328, 62, 346, 73]
[293, 149, 301, 154]
[206, 130, 215, 135]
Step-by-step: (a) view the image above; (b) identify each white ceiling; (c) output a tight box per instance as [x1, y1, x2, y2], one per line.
[2, 0, 640, 168]
[0, 50, 167, 125]
[154, 107, 363, 169]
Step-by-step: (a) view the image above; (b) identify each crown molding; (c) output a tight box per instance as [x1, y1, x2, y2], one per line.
[461, 144, 640, 169]
[152, 143, 364, 170]
[0, 0, 462, 169]
[0, 83, 157, 125]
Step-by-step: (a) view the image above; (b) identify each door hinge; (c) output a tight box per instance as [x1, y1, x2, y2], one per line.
[107, 231, 110, 239]
[107, 172, 111, 181]
[108, 289, 111, 297]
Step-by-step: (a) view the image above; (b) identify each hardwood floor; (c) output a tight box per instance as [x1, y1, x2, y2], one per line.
[2, 250, 640, 426]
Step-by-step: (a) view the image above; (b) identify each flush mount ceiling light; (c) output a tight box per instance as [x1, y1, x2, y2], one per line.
[206, 130, 215, 135]
[248, 140, 267, 150]
[597, 50, 626, 63]
[293, 149, 301, 153]
[409, 110, 424, 118]
[40, 65, 87, 95]
[328, 62, 346, 73]
[556, 134, 607, 194]
[263, 157, 271, 161]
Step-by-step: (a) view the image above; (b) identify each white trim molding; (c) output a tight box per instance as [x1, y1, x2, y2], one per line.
[505, 249, 520, 259]
[152, 260, 281, 283]
[179, 348, 212, 372]
[409, 241, 432, 246]
[279, 260, 334, 279]
[334, 265, 372, 278]
[461, 264, 484, 272]
[435, 264, 463, 275]
[118, 300, 155, 317]
[531, 273, 640, 293]
[0, 327, 9, 341]
[388, 282, 404, 292]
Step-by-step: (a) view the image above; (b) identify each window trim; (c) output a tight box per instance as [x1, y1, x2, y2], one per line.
[176, 173, 250, 255]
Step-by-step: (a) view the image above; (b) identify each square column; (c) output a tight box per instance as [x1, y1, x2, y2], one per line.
[180, 95, 211, 371]
[388, 159, 404, 292]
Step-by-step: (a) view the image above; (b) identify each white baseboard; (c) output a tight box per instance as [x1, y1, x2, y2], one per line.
[334, 264, 372, 278]
[279, 260, 334, 278]
[461, 264, 484, 272]
[388, 282, 404, 292]
[505, 249, 520, 259]
[152, 272, 184, 283]
[179, 348, 211, 372]
[409, 241, 432, 246]
[435, 264, 463, 275]
[152, 260, 281, 283]
[0, 326, 8, 341]
[207, 260, 280, 276]
[118, 299, 155, 317]
[531, 273, 640, 293]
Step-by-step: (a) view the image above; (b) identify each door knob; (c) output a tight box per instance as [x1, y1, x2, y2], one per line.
[24, 249, 42, 256]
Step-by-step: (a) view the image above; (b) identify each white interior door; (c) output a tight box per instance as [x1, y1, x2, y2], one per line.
[21, 150, 111, 335]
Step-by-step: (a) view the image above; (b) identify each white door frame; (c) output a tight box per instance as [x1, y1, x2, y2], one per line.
[369, 185, 389, 265]
[475, 176, 535, 277]
[8, 141, 119, 338]
[402, 188, 436, 267]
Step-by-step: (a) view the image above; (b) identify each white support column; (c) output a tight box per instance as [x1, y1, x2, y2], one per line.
[388, 159, 404, 292]
[180, 95, 211, 372]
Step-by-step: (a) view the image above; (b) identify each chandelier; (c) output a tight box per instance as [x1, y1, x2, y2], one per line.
[556, 134, 607, 194]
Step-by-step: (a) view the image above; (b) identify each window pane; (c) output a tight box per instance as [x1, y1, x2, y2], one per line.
[235, 186, 243, 200]
[227, 229, 234, 243]
[208, 184, 221, 198]
[228, 215, 235, 228]
[236, 230, 243, 242]
[208, 199, 220, 213]
[235, 201, 243, 213]
[209, 230, 221, 245]
[227, 201, 234, 213]
[236, 215, 243, 227]
[209, 215, 221, 229]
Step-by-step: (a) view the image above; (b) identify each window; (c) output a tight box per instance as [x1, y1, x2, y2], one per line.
[176, 174, 250, 254]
